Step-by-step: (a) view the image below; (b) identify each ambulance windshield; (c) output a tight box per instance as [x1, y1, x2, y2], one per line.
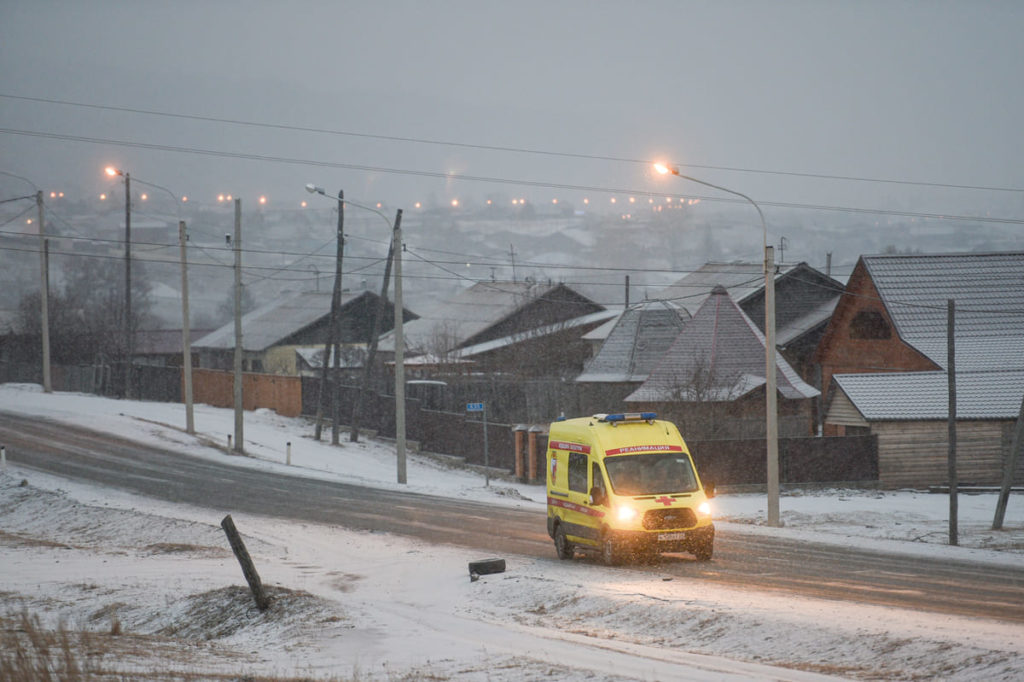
[604, 453, 699, 496]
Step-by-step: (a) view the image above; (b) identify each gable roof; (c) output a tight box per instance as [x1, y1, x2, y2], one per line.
[655, 261, 798, 316]
[135, 329, 216, 355]
[379, 280, 602, 354]
[653, 261, 843, 348]
[626, 286, 818, 403]
[575, 300, 689, 383]
[833, 370, 1024, 421]
[194, 290, 385, 352]
[861, 251, 1024, 370]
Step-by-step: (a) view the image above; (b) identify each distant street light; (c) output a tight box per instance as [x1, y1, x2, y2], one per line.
[654, 162, 781, 526]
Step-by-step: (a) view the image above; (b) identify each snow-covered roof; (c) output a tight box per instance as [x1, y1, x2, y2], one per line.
[379, 280, 601, 354]
[833, 370, 1024, 421]
[194, 290, 370, 352]
[626, 286, 818, 403]
[576, 300, 689, 383]
[654, 261, 800, 316]
[135, 328, 216, 355]
[863, 251, 1024, 371]
[448, 309, 619, 359]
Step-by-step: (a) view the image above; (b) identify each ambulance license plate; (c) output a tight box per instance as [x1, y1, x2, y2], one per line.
[658, 532, 686, 542]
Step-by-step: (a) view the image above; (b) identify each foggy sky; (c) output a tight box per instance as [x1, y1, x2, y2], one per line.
[2, 0, 1023, 244]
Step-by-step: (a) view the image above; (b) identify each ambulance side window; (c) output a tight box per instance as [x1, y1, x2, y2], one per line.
[591, 462, 606, 499]
[568, 452, 588, 493]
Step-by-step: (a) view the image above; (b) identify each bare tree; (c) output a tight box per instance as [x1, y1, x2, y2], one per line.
[17, 258, 154, 369]
[663, 349, 743, 440]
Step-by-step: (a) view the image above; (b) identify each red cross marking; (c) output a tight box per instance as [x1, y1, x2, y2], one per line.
[655, 496, 674, 506]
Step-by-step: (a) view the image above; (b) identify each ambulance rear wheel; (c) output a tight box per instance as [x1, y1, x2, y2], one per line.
[554, 524, 574, 560]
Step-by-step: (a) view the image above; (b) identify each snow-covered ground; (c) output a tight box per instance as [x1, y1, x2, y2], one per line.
[1, 383, 1022, 680]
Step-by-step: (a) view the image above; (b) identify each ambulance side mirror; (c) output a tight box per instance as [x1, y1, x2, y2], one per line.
[704, 481, 716, 499]
[589, 487, 607, 506]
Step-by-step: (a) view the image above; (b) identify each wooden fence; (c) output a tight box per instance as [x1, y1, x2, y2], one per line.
[192, 369, 302, 417]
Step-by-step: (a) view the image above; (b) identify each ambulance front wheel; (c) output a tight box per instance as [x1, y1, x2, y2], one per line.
[691, 528, 714, 562]
[554, 524, 575, 560]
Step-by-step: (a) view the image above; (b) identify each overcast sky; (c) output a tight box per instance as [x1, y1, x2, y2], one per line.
[2, 1, 1023, 225]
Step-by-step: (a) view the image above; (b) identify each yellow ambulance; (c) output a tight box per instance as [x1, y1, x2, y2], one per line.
[546, 412, 714, 564]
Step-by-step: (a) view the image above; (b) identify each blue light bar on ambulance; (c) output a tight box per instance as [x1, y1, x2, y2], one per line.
[600, 412, 657, 423]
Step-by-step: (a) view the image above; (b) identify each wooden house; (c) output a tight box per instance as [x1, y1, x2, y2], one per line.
[193, 290, 417, 375]
[575, 300, 690, 412]
[626, 285, 819, 441]
[655, 261, 844, 384]
[816, 251, 1024, 487]
[378, 280, 614, 378]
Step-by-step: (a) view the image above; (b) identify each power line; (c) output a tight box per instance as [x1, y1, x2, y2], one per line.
[3, 126, 1023, 226]
[4, 92, 1022, 194]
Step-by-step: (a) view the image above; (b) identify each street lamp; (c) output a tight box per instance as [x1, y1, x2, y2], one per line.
[104, 166, 135, 399]
[654, 162, 781, 526]
[306, 184, 407, 484]
[103, 167, 194, 433]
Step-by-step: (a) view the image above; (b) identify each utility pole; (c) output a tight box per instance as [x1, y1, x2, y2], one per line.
[394, 209, 407, 484]
[232, 199, 243, 453]
[123, 172, 132, 399]
[351, 234, 394, 443]
[330, 191, 345, 446]
[36, 191, 51, 393]
[314, 190, 345, 444]
[947, 299, 958, 545]
[179, 220, 194, 434]
[765, 245, 780, 526]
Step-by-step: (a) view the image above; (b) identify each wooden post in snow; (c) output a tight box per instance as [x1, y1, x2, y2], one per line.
[221, 514, 269, 611]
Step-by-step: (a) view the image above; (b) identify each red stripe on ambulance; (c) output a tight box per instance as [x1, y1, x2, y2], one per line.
[547, 496, 606, 518]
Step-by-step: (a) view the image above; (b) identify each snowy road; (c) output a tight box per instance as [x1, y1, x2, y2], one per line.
[4, 410, 1023, 624]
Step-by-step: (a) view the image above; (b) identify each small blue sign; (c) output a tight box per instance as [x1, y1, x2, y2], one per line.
[466, 402, 484, 412]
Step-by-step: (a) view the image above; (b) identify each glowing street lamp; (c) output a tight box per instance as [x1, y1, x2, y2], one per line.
[103, 166, 193, 432]
[105, 166, 134, 399]
[654, 161, 780, 527]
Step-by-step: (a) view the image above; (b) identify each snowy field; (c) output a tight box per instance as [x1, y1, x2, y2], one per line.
[1, 383, 1022, 680]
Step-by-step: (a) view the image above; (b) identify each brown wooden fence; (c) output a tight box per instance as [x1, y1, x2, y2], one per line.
[192, 369, 302, 417]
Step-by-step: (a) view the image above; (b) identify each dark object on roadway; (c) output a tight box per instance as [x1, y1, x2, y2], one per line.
[468, 558, 506, 579]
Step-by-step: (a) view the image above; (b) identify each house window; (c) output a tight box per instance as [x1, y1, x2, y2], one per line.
[850, 310, 891, 340]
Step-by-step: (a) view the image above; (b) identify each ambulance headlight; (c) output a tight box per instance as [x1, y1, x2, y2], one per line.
[616, 505, 638, 523]
[698, 501, 712, 517]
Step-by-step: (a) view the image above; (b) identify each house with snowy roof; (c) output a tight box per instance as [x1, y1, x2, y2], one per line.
[378, 280, 615, 378]
[193, 290, 417, 375]
[574, 300, 690, 411]
[816, 251, 1024, 487]
[653, 261, 844, 384]
[625, 285, 819, 441]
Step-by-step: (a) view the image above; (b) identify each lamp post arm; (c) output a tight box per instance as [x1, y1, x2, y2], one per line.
[131, 176, 183, 217]
[671, 171, 767, 249]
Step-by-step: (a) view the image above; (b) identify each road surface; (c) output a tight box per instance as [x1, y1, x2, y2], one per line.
[2, 411, 1022, 624]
